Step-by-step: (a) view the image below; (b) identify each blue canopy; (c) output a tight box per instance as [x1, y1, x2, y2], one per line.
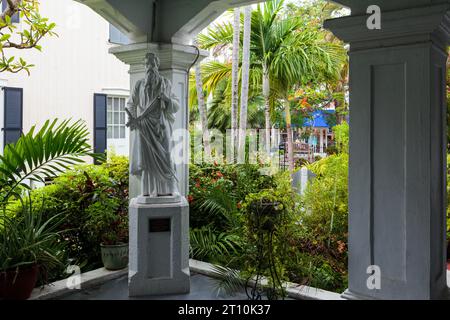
[303, 110, 335, 128]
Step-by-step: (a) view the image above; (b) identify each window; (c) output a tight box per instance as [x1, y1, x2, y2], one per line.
[1, 1, 20, 23]
[109, 24, 130, 45]
[3, 87, 23, 149]
[107, 97, 126, 139]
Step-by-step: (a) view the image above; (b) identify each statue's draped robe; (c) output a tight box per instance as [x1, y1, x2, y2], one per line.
[127, 76, 179, 195]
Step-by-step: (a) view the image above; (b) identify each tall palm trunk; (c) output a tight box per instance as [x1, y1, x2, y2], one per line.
[262, 63, 271, 153]
[230, 7, 240, 163]
[284, 100, 294, 171]
[238, 5, 252, 163]
[194, 41, 211, 161]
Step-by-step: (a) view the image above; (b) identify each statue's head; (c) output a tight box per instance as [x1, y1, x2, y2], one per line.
[145, 53, 160, 72]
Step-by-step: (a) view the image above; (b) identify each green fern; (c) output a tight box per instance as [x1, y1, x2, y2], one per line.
[199, 187, 241, 229]
[190, 226, 242, 261]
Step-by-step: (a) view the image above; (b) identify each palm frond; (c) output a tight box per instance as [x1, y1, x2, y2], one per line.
[210, 264, 246, 297]
[0, 119, 94, 204]
[198, 21, 234, 51]
[190, 226, 243, 261]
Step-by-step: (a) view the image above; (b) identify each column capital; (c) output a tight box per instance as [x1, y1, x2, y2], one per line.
[109, 42, 209, 74]
[324, 3, 450, 52]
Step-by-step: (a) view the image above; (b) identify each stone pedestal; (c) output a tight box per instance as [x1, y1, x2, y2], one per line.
[128, 197, 190, 297]
[325, 4, 450, 300]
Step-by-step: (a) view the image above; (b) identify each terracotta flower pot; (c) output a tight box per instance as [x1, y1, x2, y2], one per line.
[100, 243, 129, 270]
[447, 241, 450, 271]
[0, 265, 39, 300]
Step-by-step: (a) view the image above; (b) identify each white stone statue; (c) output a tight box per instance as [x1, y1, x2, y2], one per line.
[126, 52, 180, 200]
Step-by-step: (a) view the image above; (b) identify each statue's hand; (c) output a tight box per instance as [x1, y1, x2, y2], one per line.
[126, 119, 136, 130]
[125, 108, 138, 129]
[160, 93, 171, 103]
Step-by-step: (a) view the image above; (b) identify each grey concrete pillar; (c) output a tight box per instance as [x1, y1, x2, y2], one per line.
[325, 4, 450, 299]
[110, 43, 208, 198]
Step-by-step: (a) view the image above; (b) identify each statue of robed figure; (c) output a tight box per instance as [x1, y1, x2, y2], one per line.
[126, 53, 180, 198]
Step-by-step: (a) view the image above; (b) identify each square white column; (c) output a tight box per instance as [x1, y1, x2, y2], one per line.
[325, 4, 450, 299]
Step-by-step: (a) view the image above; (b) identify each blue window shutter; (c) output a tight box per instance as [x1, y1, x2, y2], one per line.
[94, 94, 107, 162]
[3, 87, 23, 148]
[1, 1, 20, 23]
[109, 24, 130, 45]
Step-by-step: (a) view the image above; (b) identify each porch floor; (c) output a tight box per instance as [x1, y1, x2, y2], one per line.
[58, 269, 450, 300]
[60, 273, 249, 300]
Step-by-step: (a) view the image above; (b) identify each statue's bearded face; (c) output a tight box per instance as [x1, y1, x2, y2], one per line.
[145, 54, 160, 80]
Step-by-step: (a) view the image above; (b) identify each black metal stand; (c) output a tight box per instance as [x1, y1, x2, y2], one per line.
[245, 203, 284, 300]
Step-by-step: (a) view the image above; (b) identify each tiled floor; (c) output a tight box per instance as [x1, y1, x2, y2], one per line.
[61, 273, 250, 300]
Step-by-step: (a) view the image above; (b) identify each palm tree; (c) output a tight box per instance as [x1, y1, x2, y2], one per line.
[194, 39, 212, 161]
[196, 1, 347, 170]
[271, 27, 345, 170]
[230, 7, 240, 162]
[252, 0, 285, 153]
[237, 6, 252, 163]
[188, 60, 262, 130]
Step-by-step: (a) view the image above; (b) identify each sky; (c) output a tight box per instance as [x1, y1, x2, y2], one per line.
[207, 0, 349, 30]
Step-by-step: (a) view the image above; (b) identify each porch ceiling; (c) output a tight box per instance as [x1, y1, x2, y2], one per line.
[331, 0, 449, 15]
[75, 0, 262, 44]
[75, 0, 449, 45]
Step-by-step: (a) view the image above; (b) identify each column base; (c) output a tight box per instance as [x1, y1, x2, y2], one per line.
[341, 287, 450, 300]
[341, 289, 378, 300]
[128, 198, 190, 297]
[129, 269, 190, 297]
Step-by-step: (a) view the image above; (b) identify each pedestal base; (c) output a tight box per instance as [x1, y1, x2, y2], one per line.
[341, 289, 377, 300]
[128, 197, 190, 297]
[137, 193, 182, 204]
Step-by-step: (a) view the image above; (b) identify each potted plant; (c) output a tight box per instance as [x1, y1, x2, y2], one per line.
[447, 241, 450, 271]
[447, 224, 450, 271]
[0, 119, 101, 299]
[0, 206, 65, 300]
[85, 199, 129, 270]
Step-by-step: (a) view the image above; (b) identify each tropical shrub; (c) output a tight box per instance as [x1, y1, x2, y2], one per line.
[332, 121, 349, 153]
[303, 153, 349, 246]
[238, 171, 300, 299]
[188, 163, 276, 266]
[0, 119, 97, 289]
[84, 197, 128, 246]
[7, 154, 129, 276]
[296, 126, 349, 292]
[189, 163, 275, 231]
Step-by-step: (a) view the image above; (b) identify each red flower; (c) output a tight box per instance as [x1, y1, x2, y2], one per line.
[337, 241, 347, 254]
[187, 195, 194, 203]
[216, 171, 223, 178]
